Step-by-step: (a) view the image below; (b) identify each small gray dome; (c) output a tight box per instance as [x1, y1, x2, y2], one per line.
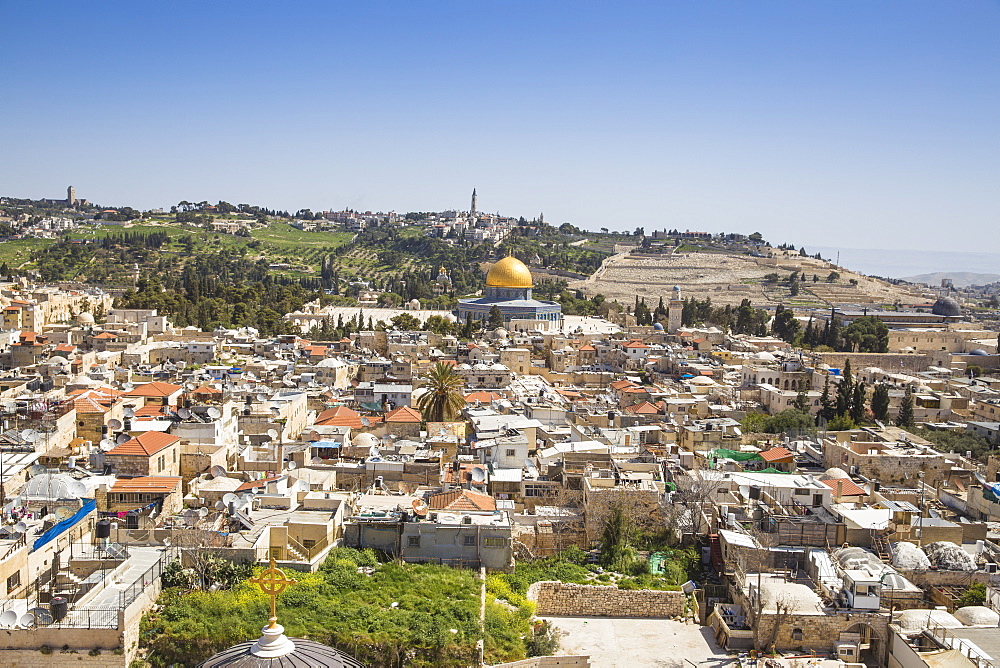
[969, 349, 989, 356]
[199, 638, 365, 667]
[932, 297, 962, 317]
[653, 322, 664, 331]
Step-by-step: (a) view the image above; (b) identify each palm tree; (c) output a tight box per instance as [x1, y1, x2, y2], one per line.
[416, 362, 465, 422]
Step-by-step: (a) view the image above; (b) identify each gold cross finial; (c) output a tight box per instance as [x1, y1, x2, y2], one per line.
[249, 557, 297, 628]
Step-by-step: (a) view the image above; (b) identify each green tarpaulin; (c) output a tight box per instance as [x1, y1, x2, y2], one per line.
[712, 448, 763, 462]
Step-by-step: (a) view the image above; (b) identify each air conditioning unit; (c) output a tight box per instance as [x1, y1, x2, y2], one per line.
[985, 563, 998, 574]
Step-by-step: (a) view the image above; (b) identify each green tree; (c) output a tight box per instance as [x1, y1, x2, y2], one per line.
[764, 409, 815, 434]
[741, 411, 768, 434]
[818, 375, 837, 422]
[793, 387, 809, 412]
[415, 362, 466, 422]
[958, 583, 987, 607]
[840, 316, 889, 353]
[871, 384, 891, 422]
[836, 359, 853, 417]
[850, 381, 866, 424]
[390, 312, 421, 330]
[487, 305, 504, 329]
[896, 387, 915, 429]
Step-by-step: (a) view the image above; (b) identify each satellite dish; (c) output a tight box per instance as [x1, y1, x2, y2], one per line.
[19, 613, 35, 628]
[266, 429, 279, 440]
[107, 418, 123, 431]
[162, 537, 171, 547]
[361, 417, 371, 427]
[198, 507, 210, 517]
[412, 499, 428, 517]
[115, 434, 130, 446]
[177, 408, 191, 419]
[222, 493, 238, 506]
[30, 608, 52, 626]
[122, 382, 134, 391]
[183, 510, 199, 525]
[310, 457, 323, 466]
[123, 407, 135, 419]
[368, 445, 381, 459]
[28, 464, 47, 478]
[22, 430, 38, 443]
[471, 467, 487, 483]
[287, 461, 297, 470]
[0, 610, 16, 628]
[100, 439, 115, 451]
[214, 500, 226, 511]
[207, 407, 221, 419]
[185, 383, 196, 391]
[270, 407, 281, 416]
[55, 507, 75, 521]
[256, 393, 267, 403]
[12, 521, 27, 535]
[210, 465, 226, 478]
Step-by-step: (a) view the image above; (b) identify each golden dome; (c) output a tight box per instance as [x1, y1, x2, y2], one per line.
[486, 256, 533, 288]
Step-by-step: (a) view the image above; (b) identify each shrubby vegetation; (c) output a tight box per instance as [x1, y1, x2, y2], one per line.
[143, 548, 489, 667]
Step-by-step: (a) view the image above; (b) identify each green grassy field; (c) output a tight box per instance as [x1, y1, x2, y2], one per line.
[251, 223, 354, 249]
[0, 238, 54, 268]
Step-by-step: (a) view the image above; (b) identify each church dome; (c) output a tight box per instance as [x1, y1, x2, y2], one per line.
[486, 257, 533, 288]
[932, 297, 962, 317]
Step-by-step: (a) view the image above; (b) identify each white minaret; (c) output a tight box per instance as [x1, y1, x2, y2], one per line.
[668, 285, 683, 333]
[470, 188, 478, 215]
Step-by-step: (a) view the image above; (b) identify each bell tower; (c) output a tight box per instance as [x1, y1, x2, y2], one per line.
[470, 188, 478, 215]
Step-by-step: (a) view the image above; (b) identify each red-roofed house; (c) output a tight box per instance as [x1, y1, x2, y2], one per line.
[821, 477, 868, 501]
[99, 476, 184, 521]
[315, 406, 382, 429]
[758, 447, 796, 472]
[385, 405, 423, 438]
[106, 431, 180, 477]
[124, 381, 184, 407]
[427, 489, 497, 512]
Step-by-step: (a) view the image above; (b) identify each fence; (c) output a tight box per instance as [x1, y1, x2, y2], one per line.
[52, 607, 119, 629]
[119, 547, 177, 610]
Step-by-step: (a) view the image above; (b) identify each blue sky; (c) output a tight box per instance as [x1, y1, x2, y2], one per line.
[2, 1, 998, 254]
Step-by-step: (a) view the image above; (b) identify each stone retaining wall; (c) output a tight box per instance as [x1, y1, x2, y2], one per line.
[527, 581, 686, 618]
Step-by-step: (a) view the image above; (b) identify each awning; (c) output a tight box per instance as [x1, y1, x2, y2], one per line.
[360, 402, 383, 412]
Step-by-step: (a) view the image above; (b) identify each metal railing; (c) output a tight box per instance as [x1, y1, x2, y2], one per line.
[118, 547, 176, 610]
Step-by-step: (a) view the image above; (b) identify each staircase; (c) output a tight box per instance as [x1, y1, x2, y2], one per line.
[871, 530, 891, 563]
[709, 533, 724, 573]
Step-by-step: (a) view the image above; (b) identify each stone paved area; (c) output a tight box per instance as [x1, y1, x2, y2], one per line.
[543, 616, 733, 668]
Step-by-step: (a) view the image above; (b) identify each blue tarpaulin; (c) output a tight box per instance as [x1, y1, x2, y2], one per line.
[32, 499, 96, 552]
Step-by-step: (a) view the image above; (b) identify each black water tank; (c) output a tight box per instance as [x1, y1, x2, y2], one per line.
[96, 519, 111, 539]
[749, 485, 762, 500]
[50, 597, 68, 621]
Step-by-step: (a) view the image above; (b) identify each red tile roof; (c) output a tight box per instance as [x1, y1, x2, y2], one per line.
[624, 400, 662, 415]
[385, 405, 422, 423]
[315, 406, 382, 428]
[107, 431, 179, 457]
[821, 478, 867, 497]
[758, 447, 794, 462]
[464, 390, 502, 403]
[93, 332, 118, 339]
[110, 476, 181, 493]
[134, 405, 170, 419]
[124, 382, 183, 398]
[236, 476, 280, 492]
[427, 489, 496, 512]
